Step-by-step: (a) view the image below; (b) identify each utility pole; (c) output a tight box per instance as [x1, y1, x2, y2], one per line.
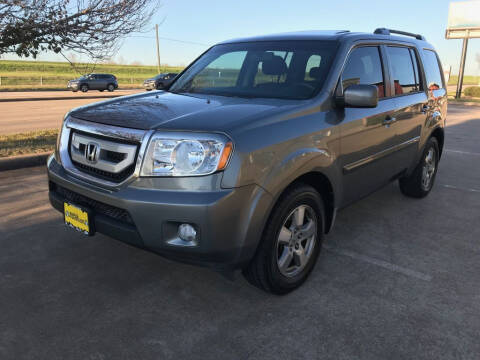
[455, 35, 469, 99]
[155, 24, 161, 74]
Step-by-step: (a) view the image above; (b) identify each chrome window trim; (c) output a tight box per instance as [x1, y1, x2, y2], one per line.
[59, 116, 154, 190]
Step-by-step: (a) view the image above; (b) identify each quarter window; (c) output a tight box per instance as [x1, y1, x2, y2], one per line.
[387, 46, 420, 95]
[342, 47, 385, 98]
[423, 50, 444, 90]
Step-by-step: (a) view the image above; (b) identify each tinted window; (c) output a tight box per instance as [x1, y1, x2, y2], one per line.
[169, 41, 338, 100]
[342, 47, 385, 98]
[423, 50, 444, 90]
[387, 46, 420, 95]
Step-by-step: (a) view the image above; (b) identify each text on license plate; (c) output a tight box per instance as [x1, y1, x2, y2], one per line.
[64, 203, 89, 234]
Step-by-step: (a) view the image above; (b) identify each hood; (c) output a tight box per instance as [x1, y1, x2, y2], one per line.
[68, 91, 299, 133]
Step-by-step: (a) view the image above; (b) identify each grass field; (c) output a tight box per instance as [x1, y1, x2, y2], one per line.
[0, 60, 184, 90]
[1, 59, 479, 91]
[0, 129, 58, 157]
[447, 75, 480, 86]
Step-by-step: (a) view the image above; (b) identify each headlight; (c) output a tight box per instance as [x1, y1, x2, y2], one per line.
[140, 132, 233, 177]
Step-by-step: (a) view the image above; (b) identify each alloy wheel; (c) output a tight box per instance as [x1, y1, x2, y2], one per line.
[276, 204, 317, 277]
[421, 147, 436, 191]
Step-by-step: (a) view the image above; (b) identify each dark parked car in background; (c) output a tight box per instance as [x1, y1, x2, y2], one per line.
[67, 74, 118, 92]
[143, 73, 178, 90]
[49, 28, 446, 294]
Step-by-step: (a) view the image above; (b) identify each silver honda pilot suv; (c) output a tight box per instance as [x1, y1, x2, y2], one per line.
[48, 28, 447, 294]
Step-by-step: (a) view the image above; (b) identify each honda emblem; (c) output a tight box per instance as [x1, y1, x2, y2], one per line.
[85, 142, 99, 163]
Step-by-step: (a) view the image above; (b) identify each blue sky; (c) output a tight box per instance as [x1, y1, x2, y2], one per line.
[4, 0, 480, 75]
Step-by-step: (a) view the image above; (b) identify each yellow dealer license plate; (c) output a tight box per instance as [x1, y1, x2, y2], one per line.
[64, 203, 91, 235]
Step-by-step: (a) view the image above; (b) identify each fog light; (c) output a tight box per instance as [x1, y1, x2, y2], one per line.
[178, 224, 197, 242]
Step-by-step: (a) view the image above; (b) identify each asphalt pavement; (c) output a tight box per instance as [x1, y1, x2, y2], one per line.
[0, 90, 143, 135]
[0, 104, 479, 359]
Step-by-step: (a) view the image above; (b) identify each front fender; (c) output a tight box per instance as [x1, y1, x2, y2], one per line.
[261, 147, 337, 197]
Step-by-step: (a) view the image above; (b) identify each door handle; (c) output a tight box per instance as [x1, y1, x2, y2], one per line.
[383, 116, 397, 126]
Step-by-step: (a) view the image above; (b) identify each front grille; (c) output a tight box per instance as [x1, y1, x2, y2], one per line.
[51, 182, 134, 225]
[69, 130, 139, 183]
[72, 160, 135, 182]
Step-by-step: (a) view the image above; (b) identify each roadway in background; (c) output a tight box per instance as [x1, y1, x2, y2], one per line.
[0, 90, 143, 134]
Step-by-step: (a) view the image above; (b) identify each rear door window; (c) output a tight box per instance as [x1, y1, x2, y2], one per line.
[386, 46, 421, 95]
[342, 46, 385, 98]
[423, 50, 444, 90]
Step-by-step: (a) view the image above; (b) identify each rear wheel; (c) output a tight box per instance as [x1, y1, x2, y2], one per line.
[399, 137, 439, 198]
[80, 84, 88, 92]
[242, 184, 324, 294]
[107, 84, 115, 92]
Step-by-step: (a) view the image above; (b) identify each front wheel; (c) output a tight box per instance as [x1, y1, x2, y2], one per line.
[80, 84, 88, 92]
[399, 137, 439, 198]
[242, 184, 324, 294]
[107, 84, 115, 92]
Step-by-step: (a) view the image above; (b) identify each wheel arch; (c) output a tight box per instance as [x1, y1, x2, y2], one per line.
[260, 170, 336, 238]
[430, 126, 444, 158]
[281, 171, 336, 234]
[239, 169, 337, 272]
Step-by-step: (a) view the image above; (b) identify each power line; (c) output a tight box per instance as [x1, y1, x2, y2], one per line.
[129, 35, 208, 46]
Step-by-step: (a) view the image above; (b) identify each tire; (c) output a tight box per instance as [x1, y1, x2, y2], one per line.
[399, 137, 439, 198]
[99, 89, 104, 92]
[146, 89, 152, 91]
[242, 183, 324, 294]
[80, 84, 88, 93]
[72, 90, 78, 93]
[107, 84, 115, 92]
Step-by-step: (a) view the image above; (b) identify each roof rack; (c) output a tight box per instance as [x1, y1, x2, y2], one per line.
[374, 28, 426, 41]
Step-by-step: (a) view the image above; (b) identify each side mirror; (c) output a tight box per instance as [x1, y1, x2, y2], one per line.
[341, 84, 378, 108]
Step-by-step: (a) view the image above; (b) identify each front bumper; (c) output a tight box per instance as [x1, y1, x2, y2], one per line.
[143, 82, 156, 90]
[47, 156, 271, 270]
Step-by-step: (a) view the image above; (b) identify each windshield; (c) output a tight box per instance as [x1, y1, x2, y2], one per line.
[169, 40, 338, 100]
